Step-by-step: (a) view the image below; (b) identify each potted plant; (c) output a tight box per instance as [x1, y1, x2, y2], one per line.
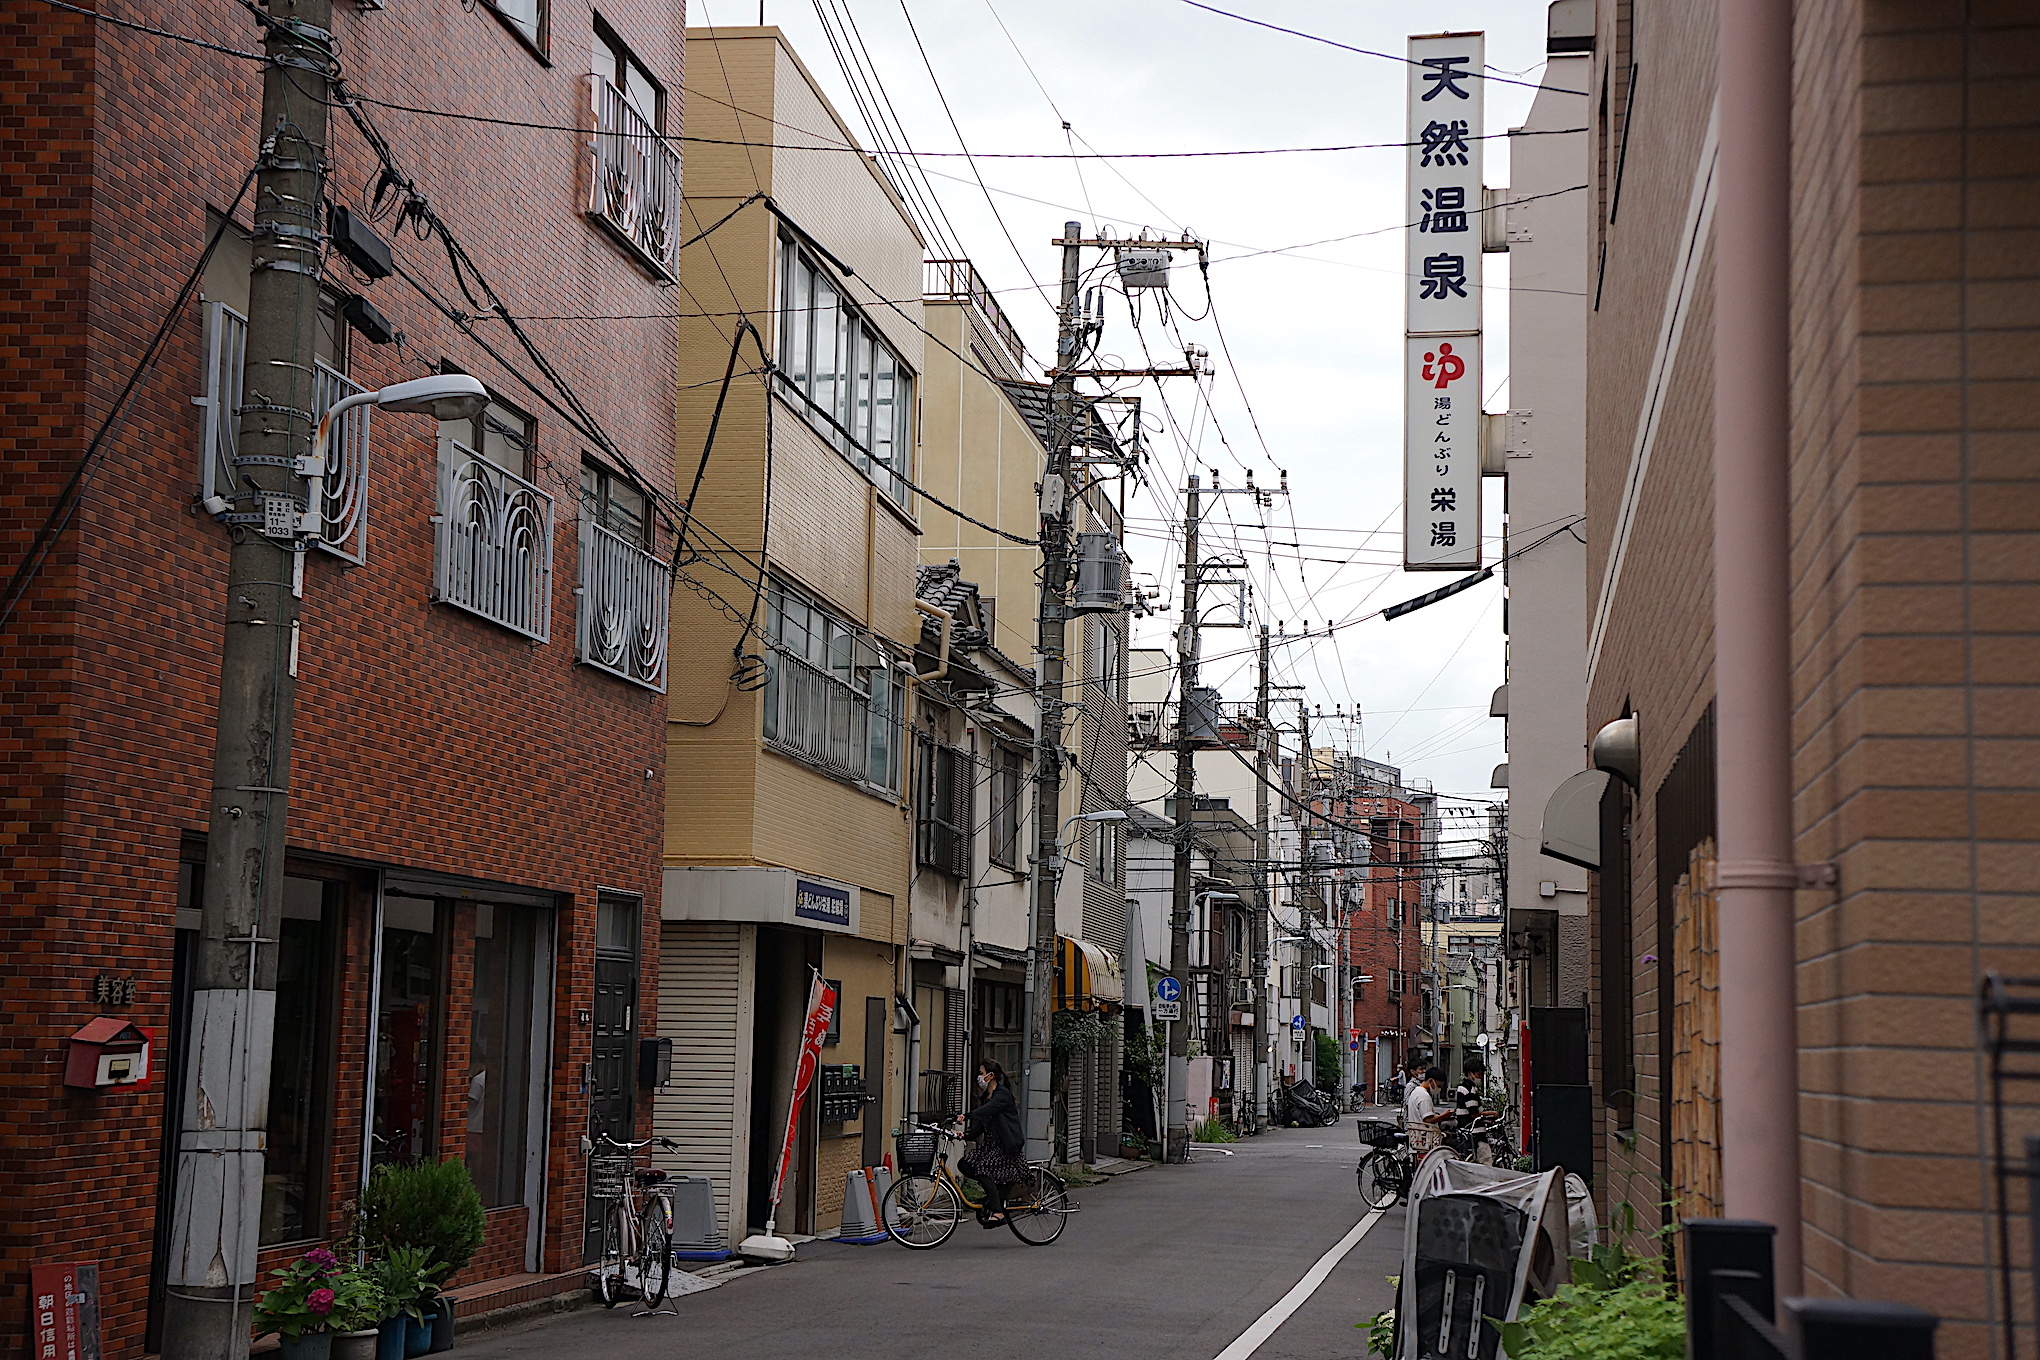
[254, 1248, 346, 1360]
[358, 1159, 484, 1354]
[325, 1270, 387, 1360]
[365, 1247, 446, 1360]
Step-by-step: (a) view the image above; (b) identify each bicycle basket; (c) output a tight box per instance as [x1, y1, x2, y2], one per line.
[895, 1130, 940, 1175]
[1356, 1119, 1403, 1149]
[587, 1154, 633, 1201]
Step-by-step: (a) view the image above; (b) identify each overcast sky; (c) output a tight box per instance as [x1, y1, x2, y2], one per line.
[708, 0, 1557, 810]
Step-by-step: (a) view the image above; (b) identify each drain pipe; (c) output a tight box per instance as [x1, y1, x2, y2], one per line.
[1712, 0, 1802, 1291]
[914, 600, 953, 681]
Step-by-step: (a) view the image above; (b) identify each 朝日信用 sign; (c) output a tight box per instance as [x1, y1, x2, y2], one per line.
[1403, 29, 1485, 572]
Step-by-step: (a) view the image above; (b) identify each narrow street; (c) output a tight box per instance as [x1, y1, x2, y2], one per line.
[464, 1129, 1399, 1360]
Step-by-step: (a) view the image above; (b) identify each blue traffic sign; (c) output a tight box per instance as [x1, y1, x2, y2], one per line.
[1155, 977, 1183, 1004]
[1291, 1014, 1306, 1033]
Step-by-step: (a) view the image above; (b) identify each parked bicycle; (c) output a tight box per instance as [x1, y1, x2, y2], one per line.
[881, 1121, 1075, 1249]
[1354, 1118, 1417, 1208]
[585, 1132, 680, 1308]
[1445, 1112, 1517, 1167]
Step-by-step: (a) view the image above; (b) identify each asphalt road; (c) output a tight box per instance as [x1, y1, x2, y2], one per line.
[460, 1124, 1404, 1360]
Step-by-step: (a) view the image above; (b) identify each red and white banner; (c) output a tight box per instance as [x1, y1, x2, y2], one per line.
[768, 973, 839, 1214]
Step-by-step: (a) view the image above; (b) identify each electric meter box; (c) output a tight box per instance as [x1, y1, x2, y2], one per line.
[1115, 247, 1171, 289]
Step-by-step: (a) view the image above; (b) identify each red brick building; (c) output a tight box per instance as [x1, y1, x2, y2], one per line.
[1316, 788, 1424, 1092]
[0, 0, 683, 1351]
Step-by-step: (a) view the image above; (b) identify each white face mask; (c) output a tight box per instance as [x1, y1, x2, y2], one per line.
[978, 1073, 993, 1093]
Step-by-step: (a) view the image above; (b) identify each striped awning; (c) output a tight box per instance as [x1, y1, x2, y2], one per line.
[1054, 935, 1123, 1013]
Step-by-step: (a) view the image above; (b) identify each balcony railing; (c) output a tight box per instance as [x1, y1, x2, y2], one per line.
[924, 258, 1025, 368]
[588, 76, 680, 276]
[577, 519, 670, 691]
[199, 301, 371, 562]
[434, 441, 554, 642]
[763, 647, 895, 791]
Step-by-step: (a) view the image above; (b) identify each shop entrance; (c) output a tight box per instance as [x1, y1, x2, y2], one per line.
[745, 926, 820, 1233]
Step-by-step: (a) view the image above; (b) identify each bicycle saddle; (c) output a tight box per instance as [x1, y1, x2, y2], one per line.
[633, 1167, 669, 1184]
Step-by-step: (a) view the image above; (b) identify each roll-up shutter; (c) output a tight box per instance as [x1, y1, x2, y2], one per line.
[654, 922, 752, 1239]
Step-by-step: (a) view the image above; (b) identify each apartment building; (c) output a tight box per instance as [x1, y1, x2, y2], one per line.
[655, 26, 922, 1241]
[1540, 2, 2040, 1351]
[0, 0, 683, 1349]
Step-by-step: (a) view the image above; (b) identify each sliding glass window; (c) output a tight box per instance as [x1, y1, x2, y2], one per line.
[776, 235, 913, 506]
[467, 904, 549, 1209]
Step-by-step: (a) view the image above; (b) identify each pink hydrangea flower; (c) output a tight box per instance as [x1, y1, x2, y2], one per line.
[307, 1288, 335, 1316]
[303, 1248, 339, 1272]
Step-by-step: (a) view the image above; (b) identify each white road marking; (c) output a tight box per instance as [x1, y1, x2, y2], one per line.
[1211, 1208, 1388, 1360]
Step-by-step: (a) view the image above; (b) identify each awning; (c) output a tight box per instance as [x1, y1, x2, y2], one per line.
[1540, 769, 1612, 869]
[1054, 935, 1123, 1012]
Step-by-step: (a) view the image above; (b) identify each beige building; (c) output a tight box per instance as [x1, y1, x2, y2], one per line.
[1534, 1, 2040, 1351]
[654, 26, 923, 1240]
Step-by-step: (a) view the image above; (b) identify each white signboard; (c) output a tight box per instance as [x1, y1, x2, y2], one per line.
[1405, 334, 1482, 570]
[1154, 1001, 1181, 1022]
[1403, 32, 1484, 334]
[1404, 30, 1485, 572]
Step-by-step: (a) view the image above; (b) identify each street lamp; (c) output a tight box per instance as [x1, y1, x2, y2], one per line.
[1044, 807, 1127, 877]
[299, 374, 489, 536]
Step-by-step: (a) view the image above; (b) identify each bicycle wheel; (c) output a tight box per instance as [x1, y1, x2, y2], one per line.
[882, 1174, 963, 1249]
[637, 1202, 672, 1306]
[1356, 1151, 1401, 1210]
[1007, 1169, 1068, 1246]
[592, 1203, 628, 1307]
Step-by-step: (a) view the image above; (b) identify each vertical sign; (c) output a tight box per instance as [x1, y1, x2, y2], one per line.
[1404, 31, 1485, 571]
[29, 1264, 100, 1360]
[767, 972, 838, 1216]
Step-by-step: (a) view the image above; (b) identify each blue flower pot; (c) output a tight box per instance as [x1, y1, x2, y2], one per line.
[375, 1318, 407, 1360]
[280, 1333, 334, 1360]
[404, 1315, 432, 1359]
[427, 1298, 454, 1354]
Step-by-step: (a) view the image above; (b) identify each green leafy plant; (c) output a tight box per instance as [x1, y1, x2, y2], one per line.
[253, 1248, 345, 1339]
[1191, 1118, 1235, 1143]
[364, 1245, 447, 1324]
[1122, 1023, 1165, 1091]
[1314, 1032, 1344, 1085]
[1051, 1009, 1109, 1056]
[1495, 1274, 1684, 1359]
[323, 1270, 387, 1334]
[1357, 1275, 1400, 1358]
[358, 1156, 487, 1279]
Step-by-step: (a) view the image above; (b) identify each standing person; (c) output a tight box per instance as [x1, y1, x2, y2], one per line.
[1404, 1066, 1448, 1155]
[1449, 1055, 1490, 1129]
[955, 1061, 1027, 1227]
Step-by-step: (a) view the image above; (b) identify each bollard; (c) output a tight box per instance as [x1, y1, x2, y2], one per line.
[1683, 1219, 1777, 1359]
[1786, 1298, 1936, 1360]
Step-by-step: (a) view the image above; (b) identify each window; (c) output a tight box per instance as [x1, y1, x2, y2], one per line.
[443, 392, 536, 481]
[592, 17, 661, 128]
[487, 0, 546, 53]
[776, 236, 914, 505]
[762, 577, 904, 794]
[468, 904, 549, 1209]
[916, 739, 970, 877]
[580, 460, 648, 546]
[1088, 821, 1118, 885]
[990, 746, 1023, 869]
[375, 895, 443, 1167]
[265, 877, 338, 1244]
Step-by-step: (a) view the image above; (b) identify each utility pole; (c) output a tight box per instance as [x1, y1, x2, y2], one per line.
[1165, 474, 1201, 1163]
[1025, 222, 1085, 1163]
[1252, 626, 1270, 1132]
[164, 2, 332, 1355]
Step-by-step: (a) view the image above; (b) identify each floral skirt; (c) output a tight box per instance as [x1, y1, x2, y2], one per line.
[959, 1137, 1029, 1187]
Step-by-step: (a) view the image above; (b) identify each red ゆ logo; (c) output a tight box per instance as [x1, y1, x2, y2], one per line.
[1422, 341, 1467, 390]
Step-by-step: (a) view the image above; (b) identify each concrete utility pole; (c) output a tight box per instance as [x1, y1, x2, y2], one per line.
[1025, 222, 1085, 1162]
[1165, 474, 1201, 1162]
[1252, 625, 1270, 1132]
[164, 2, 332, 1355]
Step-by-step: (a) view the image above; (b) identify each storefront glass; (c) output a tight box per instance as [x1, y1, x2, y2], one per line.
[375, 895, 442, 1165]
[468, 904, 545, 1207]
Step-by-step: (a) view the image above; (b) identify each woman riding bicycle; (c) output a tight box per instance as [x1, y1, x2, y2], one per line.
[953, 1060, 1026, 1227]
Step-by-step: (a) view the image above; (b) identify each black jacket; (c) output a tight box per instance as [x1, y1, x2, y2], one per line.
[963, 1083, 1023, 1152]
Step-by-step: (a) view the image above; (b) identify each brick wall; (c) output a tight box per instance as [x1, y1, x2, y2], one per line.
[0, 1, 685, 1353]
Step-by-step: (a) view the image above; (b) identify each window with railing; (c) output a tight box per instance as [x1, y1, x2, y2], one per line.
[587, 61, 679, 276]
[434, 436, 554, 642]
[762, 577, 903, 794]
[577, 517, 669, 691]
[916, 739, 970, 877]
[199, 300, 371, 562]
[777, 235, 913, 506]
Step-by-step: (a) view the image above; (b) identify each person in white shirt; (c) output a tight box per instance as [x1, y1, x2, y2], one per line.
[1402, 1065, 1447, 1154]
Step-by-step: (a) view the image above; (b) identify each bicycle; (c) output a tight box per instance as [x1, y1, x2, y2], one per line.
[880, 1121, 1076, 1249]
[1355, 1119, 1417, 1209]
[1445, 1113, 1516, 1167]
[585, 1133, 679, 1308]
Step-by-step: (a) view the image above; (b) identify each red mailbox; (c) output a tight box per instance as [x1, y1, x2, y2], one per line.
[62, 1018, 152, 1090]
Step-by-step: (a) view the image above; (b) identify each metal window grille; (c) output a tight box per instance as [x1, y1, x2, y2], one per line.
[200, 301, 370, 562]
[434, 439, 555, 641]
[587, 75, 680, 276]
[916, 739, 970, 877]
[576, 518, 670, 691]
